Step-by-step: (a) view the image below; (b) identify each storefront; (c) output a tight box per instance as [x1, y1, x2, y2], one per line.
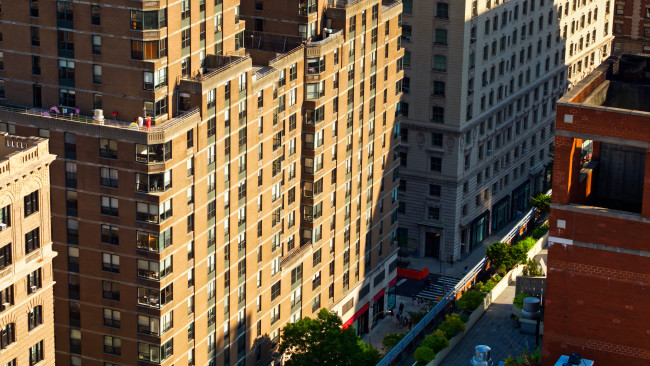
[470, 211, 490, 250]
[512, 181, 531, 215]
[386, 278, 397, 311]
[342, 303, 369, 336]
[371, 289, 385, 326]
[492, 195, 511, 232]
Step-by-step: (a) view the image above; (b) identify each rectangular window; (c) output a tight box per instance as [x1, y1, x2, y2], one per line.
[430, 157, 442, 172]
[25, 228, 40, 254]
[101, 225, 119, 245]
[102, 281, 120, 301]
[0, 323, 15, 349]
[101, 196, 119, 217]
[103, 308, 121, 328]
[29, 341, 44, 366]
[26, 269, 41, 294]
[28, 305, 43, 330]
[24, 190, 39, 217]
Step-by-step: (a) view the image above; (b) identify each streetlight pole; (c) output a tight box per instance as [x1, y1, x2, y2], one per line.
[367, 310, 393, 349]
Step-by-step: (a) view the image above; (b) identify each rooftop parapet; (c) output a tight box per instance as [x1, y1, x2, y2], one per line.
[0, 132, 54, 186]
[0, 104, 201, 145]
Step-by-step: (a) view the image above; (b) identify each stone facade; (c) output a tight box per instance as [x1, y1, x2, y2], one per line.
[397, 0, 613, 263]
[0, 133, 56, 366]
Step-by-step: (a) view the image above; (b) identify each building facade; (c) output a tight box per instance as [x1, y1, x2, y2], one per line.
[0, 0, 403, 365]
[612, 0, 650, 54]
[397, 0, 613, 262]
[0, 133, 56, 366]
[543, 55, 650, 365]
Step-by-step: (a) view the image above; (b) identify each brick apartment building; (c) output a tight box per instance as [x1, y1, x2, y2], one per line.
[543, 55, 650, 364]
[612, 0, 650, 54]
[0, 0, 404, 365]
[0, 133, 56, 366]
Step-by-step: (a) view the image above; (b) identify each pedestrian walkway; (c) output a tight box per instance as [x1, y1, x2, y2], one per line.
[418, 275, 459, 301]
[360, 294, 424, 353]
[407, 219, 527, 279]
[436, 281, 537, 365]
[405, 248, 548, 365]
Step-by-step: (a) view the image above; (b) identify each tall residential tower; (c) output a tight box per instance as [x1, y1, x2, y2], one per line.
[0, 0, 404, 365]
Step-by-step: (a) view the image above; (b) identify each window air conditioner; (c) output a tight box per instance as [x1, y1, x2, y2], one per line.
[405, 36, 412, 42]
[487, 149, 493, 155]
[2, 302, 10, 308]
[0, 223, 7, 231]
[31, 286, 37, 292]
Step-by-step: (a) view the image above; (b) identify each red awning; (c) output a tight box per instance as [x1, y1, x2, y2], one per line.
[373, 288, 385, 302]
[388, 277, 397, 288]
[342, 302, 369, 329]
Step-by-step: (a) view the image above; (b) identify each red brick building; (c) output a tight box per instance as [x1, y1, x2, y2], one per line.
[613, 0, 650, 54]
[543, 55, 650, 365]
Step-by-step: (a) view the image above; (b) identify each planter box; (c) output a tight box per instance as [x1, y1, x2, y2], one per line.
[424, 233, 547, 366]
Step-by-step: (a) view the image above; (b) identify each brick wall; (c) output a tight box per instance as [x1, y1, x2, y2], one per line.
[543, 244, 650, 365]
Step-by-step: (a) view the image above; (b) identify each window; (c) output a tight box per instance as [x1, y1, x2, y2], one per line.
[432, 81, 445, 96]
[433, 55, 447, 71]
[56, 1, 73, 22]
[104, 336, 121, 355]
[71, 329, 82, 353]
[431, 107, 444, 123]
[91, 4, 101, 25]
[0, 244, 10, 270]
[27, 269, 41, 294]
[24, 190, 39, 217]
[29, 341, 44, 366]
[615, 3, 624, 15]
[271, 281, 281, 301]
[25, 228, 40, 254]
[57, 30, 74, 53]
[103, 308, 121, 328]
[31, 26, 40, 46]
[434, 29, 448, 45]
[0, 323, 14, 349]
[102, 253, 120, 273]
[436, 2, 449, 18]
[26, 306, 43, 332]
[0, 205, 9, 229]
[102, 281, 120, 301]
[101, 196, 118, 217]
[101, 225, 119, 246]
[30, 0, 39, 17]
[430, 157, 442, 172]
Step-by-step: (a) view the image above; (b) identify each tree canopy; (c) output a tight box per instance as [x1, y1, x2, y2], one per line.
[278, 308, 381, 366]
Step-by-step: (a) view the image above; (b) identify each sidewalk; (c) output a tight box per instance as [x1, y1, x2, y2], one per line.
[360, 292, 423, 353]
[408, 220, 525, 279]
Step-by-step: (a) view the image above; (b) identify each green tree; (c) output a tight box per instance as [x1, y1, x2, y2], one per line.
[414, 346, 436, 365]
[382, 332, 406, 352]
[522, 259, 544, 277]
[438, 313, 466, 339]
[420, 329, 449, 354]
[531, 193, 550, 213]
[486, 242, 510, 269]
[456, 290, 485, 312]
[278, 308, 381, 366]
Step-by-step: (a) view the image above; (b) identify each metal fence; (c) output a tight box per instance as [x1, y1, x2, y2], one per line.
[377, 190, 551, 366]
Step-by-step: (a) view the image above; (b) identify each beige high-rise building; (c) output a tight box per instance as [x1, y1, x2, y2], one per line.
[0, 0, 403, 364]
[0, 133, 56, 366]
[397, 0, 613, 261]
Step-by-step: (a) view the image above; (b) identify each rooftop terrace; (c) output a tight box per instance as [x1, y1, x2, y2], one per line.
[581, 55, 650, 112]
